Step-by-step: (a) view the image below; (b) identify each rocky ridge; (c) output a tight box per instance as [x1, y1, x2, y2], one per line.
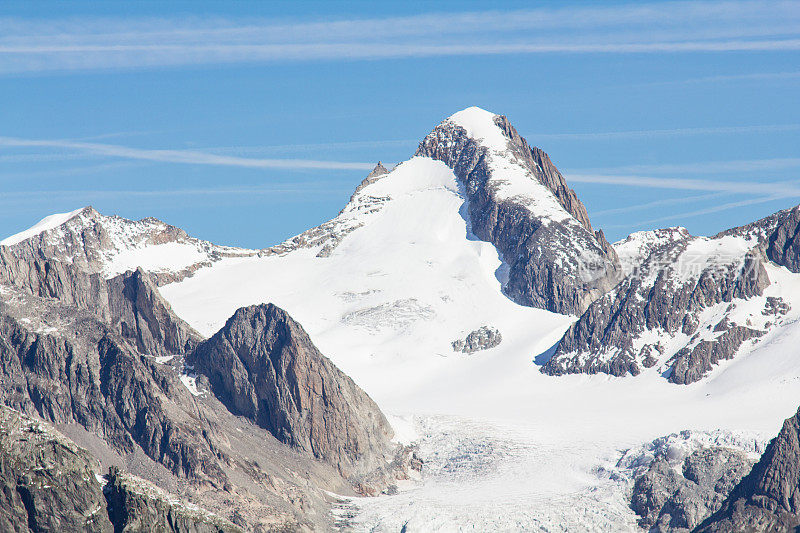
[543, 206, 800, 384]
[188, 303, 401, 486]
[696, 405, 800, 532]
[0, 405, 242, 533]
[0, 206, 255, 286]
[415, 107, 621, 315]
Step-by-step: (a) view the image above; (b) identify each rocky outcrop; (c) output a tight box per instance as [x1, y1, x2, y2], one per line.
[0, 406, 113, 532]
[105, 467, 241, 533]
[103, 268, 201, 356]
[189, 303, 397, 482]
[668, 322, 764, 385]
[0, 308, 226, 486]
[763, 206, 800, 272]
[451, 326, 502, 353]
[0, 249, 200, 357]
[0, 276, 392, 529]
[543, 228, 773, 383]
[0, 406, 241, 533]
[631, 447, 754, 532]
[415, 109, 620, 315]
[696, 406, 800, 532]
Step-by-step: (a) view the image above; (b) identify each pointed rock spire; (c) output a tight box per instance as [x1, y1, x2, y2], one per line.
[366, 161, 389, 179]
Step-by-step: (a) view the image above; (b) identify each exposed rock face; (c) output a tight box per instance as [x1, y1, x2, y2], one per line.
[0, 406, 113, 532]
[0, 407, 241, 533]
[631, 447, 754, 532]
[0, 206, 253, 286]
[105, 467, 241, 533]
[542, 217, 785, 383]
[0, 250, 200, 357]
[415, 108, 620, 315]
[765, 206, 800, 272]
[189, 303, 396, 481]
[366, 161, 389, 179]
[452, 326, 502, 353]
[103, 268, 201, 356]
[0, 272, 375, 530]
[0, 306, 226, 487]
[697, 406, 800, 532]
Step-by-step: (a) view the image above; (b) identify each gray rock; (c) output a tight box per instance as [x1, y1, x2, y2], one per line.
[189, 303, 398, 486]
[105, 466, 241, 533]
[0, 269, 386, 529]
[669, 324, 764, 385]
[0, 251, 200, 357]
[0, 406, 114, 532]
[543, 230, 771, 383]
[696, 406, 800, 532]
[0, 406, 241, 533]
[452, 326, 502, 353]
[631, 447, 754, 532]
[415, 113, 620, 315]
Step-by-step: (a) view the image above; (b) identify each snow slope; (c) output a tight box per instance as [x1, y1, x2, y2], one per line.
[160, 156, 574, 409]
[0, 207, 86, 246]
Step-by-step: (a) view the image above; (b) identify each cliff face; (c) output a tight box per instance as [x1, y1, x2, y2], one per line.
[543, 204, 800, 384]
[696, 406, 800, 532]
[189, 303, 398, 483]
[0, 407, 242, 533]
[0, 246, 407, 528]
[415, 108, 620, 315]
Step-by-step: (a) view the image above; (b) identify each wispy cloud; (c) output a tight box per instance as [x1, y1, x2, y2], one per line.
[567, 157, 800, 175]
[0, 136, 374, 170]
[534, 124, 800, 141]
[1, 1, 798, 73]
[591, 192, 729, 216]
[643, 70, 800, 86]
[620, 195, 789, 227]
[0, 185, 353, 202]
[567, 173, 800, 196]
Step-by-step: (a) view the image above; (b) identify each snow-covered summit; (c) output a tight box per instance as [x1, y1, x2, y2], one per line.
[445, 106, 510, 151]
[417, 108, 621, 313]
[0, 205, 253, 284]
[614, 226, 692, 276]
[0, 207, 88, 246]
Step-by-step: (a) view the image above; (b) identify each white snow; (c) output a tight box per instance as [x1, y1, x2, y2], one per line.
[445, 107, 573, 225]
[157, 154, 800, 530]
[447, 106, 509, 151]
[0, 207, 84, 246]
[179, 373, 202, 397]
[104, 242, 207, 278]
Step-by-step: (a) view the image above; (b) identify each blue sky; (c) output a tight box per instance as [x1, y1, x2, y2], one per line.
[1, 0, 799, 247]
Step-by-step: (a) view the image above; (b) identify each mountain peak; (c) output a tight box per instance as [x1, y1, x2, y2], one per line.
[0, 206, 94, 246]
[444, 106, 508, 150]
[366, 161, 389, 179]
